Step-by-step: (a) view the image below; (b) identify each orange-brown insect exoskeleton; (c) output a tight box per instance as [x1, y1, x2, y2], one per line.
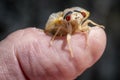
[45, 7, 104, 57]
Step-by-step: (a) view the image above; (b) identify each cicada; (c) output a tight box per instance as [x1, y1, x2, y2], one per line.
[45, 7, 104, 57]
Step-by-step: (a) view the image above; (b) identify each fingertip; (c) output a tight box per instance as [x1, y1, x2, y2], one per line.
[88, 26, 107, 64]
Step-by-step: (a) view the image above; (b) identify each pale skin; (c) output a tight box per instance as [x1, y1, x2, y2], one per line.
[0, 27, 106, 80]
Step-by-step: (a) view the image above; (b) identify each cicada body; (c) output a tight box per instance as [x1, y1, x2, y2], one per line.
[45, 7, 104, 57]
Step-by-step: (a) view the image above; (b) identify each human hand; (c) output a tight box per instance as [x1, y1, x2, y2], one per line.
[0, 27, 106, 80]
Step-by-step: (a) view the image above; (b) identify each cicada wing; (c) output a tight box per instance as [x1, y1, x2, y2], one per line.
[45, 11, 63, 31]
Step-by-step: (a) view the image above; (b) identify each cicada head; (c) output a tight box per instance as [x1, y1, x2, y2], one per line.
[63, 7, 90, 23]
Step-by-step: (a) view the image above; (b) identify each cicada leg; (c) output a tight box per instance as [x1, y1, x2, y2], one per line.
[50, 27, 61, 45]
[82, 19, 105, 29]
[82, 19, 105, 41]
[66, 22, 74, 57]
[79, 19, 104, 47]
[67, 33, 73, 57]
[78, 20, 91, 47]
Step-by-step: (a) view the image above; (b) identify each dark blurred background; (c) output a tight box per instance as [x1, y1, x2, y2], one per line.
[0, 0, 120, 80]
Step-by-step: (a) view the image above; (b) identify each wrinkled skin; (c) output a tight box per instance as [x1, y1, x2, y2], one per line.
[0, 27, 106, 80]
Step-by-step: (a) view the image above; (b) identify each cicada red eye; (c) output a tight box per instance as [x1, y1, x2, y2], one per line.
[81, 12, 86, 17]
[66, 15, 71, 21]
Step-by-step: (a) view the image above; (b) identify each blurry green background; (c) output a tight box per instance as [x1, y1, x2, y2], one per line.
[0, 0, 120, 80]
